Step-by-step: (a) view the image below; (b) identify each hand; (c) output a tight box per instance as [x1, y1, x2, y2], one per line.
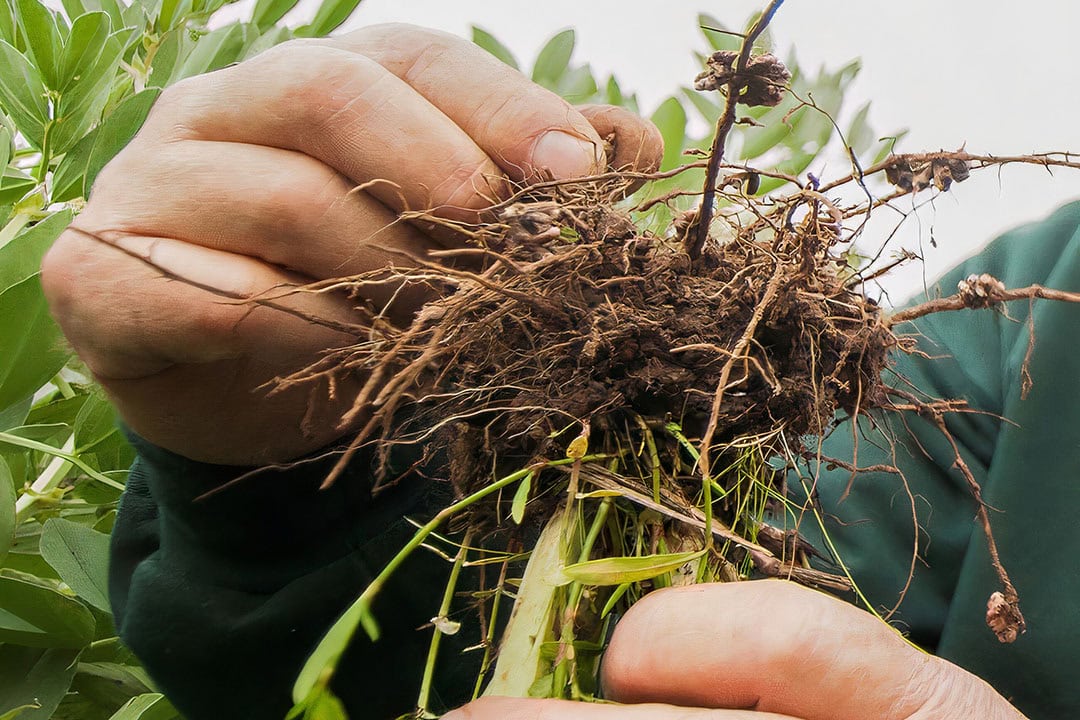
[448, 580, 1026, 719]
[41, 24, 662, 465]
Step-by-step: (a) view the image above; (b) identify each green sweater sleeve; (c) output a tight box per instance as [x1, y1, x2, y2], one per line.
[811, 201, 1080, 718]
[109, 435, 480, 719]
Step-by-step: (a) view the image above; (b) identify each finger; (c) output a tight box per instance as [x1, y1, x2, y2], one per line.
[42, 230, 361, 381]
[576, 104, 664, 174]
[443, 696, 798, 720]
[138, 42, 509, 222]
[601, 580, 1021, 720]
[329, 24, 604, 184]
[87, 137, 435, 295]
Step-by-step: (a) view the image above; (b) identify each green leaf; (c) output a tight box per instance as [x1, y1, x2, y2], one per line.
[74, 0, 124, 32]
[698, 12, 741, 53]
[0, 276, 71, 411]
[71, 390, 130, 473]
[604, 75, 622, 106]
[146, 27, 184, 87]
[845, 101, 873, 156]
[0, 458, 13, 564]
[471, 26, 517, 70]
[107, 694, 178, 720]
[71, 662, 154, 710]
[57, 12, 111, 92]
[777, 149, 815, 178]
[286, 685, 347, 720]
[72, 400, 112, 451]
[649, 96, 686, 171]
[0, 118, 9, 171]
[0, 211, 73, 294]
[50, 31, 126, 154]
[531, 29, 574, 88]
[83, 87, 159, 192]
[560, 549, 706, 586]
[0, 646, 80, 720]
[0, 396, 31, 430]
[510, 471, 531, 524]
[174, 24, 245, 80]
[556, 63, 597, 102]
[870, 129, 908, 166]
[293, 0, 363, 38]
[682, 87, 721, 126]
[291, 596, 377, 703]
[14, 0, 62, 89]
[39, 519, 111, 612]
[0, 41, 48, 147]
[242, 24, 291, 60]
[52, 88, 159, 201]
[251, 0, 299, 32]
[194, 0, 236, 16]
[483, 514, 566, 697]
[0, 571, 95, 647]
[155, 0, 192, 31]
[739, 104, 797, 160]
[0, 167, 34, 207]
[60, 0, 87, 22]
[0, 0, 15, 46]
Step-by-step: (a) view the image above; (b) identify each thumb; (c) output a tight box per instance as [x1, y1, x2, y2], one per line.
[600, 580, 1025, 720]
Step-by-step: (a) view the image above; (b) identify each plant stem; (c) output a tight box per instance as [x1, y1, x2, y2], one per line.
[688, 0, 786, 259]
[471, 551, 512, 700]
[0, 430, 126, 493]
[53, 372, 76, 399]
[552, 497, 611, 699]
[292, 454, 610, 703]
[35, 121, 53, 185]
[416, 530, 472, 717]
[13, 434, 74, 522]
[634, 416, 662, 503]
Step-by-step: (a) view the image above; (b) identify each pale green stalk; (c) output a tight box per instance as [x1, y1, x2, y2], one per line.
[1, 430, 126, 497]
[416, 530, 471, 717]
[471, 554, 510, 701]
[13, 434, 74, 522]
[551, 497, 611, 698]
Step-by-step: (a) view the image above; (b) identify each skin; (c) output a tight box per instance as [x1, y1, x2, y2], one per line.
[40, 25, 1025, 719]
[450, 582, 1026, 719]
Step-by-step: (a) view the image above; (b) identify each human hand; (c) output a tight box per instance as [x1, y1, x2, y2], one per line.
[41, 24, 662, 465]
[448, 580, 1026, 719]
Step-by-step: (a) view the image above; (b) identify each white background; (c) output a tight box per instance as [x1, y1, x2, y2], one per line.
[216, 0, 1080, 302]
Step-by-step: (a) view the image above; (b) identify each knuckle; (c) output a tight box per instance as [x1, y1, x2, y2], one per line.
[427, 154, 505, 218]
[349, 22, 459, 62]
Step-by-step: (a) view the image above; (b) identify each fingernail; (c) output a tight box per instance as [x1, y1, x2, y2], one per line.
[532, 130, 601, 179]
[441, 711, 464, 720]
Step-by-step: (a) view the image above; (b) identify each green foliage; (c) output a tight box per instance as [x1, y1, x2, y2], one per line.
[0, 0, 368, 717]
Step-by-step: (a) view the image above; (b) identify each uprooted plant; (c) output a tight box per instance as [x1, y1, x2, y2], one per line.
[67, 2, 1080, 717]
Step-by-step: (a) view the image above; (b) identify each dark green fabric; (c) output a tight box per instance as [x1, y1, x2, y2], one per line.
[809, 200, 1080, 718]
[109, 439, 483, 719]
[109, 202, 1080, 719]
